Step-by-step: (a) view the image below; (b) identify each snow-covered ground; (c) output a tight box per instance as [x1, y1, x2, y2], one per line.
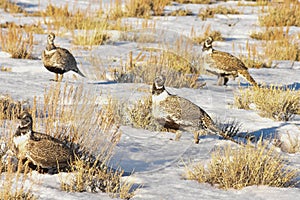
[1, 0, 300, 199]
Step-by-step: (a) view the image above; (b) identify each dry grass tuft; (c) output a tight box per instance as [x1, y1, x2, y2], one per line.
[250, 27, 287, 41]
[61, 158, 115, 192]
[0, 0, 25, 13]
[33, 82, 119, 157]
[263, 37, 300, 61]
[110, 0, 170, 19]
[198, 5, 240, 20]
[0, 22, 44, 35]
[127, 94, 157, 130]
[127, 0, 170, 17]
[259, 1, 300, 27]
[0, 95, 26, 120]
[0, 24, 34, 59]
[40, 3, 126, 45]
[0, 66, 12, 72]
[285, 133, 300, 154]
[240, 56, 270, 69]
[29, 82, 132, 196]
[185, 142, 299, 189]
[240, 40, 271, 68]
[0, 82, 131, 197]
[191, 25, 224, 44]
[61, 157, 134, 198]
[72, 29, 110, 47]
[237, 0, 268, 6]
[250, 27, 299, 62]
[115, 48, 201, 88]
[168, 8, 193, 16]
[174, 0, 212, 4]
[0, 159, 37, 200]
[274, 132, 300, 154]
[234, 85, 300, 121]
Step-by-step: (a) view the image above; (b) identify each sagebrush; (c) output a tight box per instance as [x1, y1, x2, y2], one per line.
[185, 141, 298, 189]
[234, 85, 300, 121]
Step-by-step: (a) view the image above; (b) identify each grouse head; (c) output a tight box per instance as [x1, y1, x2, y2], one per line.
[47, 32, 56, 44]
[152, 75, 166, 95]
[15, 111, 33, 136]
[202, 36, 213, 51]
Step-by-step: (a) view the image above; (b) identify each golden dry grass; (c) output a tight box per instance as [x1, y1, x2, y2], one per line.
[198, 5, 240, 20]
[0, 0, 25, 13]
[259, 1, 300, 27]
[168, 8, 193, 16]
[126, 0, 170, 17]
[274, 132, 300, 154]
[0, 82, 132, 197]
[0, 95, 25, 120]
[115, 48, 201, 88]
[240, 56, 270, 69]
[31, 82, 120, 158]
[110, 0, 170, 19]
[239, 41, 271, 69]
[263, 38, 299, 61]
[250, 27, 287, 41]
[250, 27, 299, 62]
[234, 85, 300, 121]
[72, 29, 110, 48]
[285, 133, 300, 154]
[61, 162, 134, 198]
[0, 22, 44, 34]
[0, 158, 37, 200]
[174, 0, 211, 4]
[191, 25, 224, 44]
[128, 94, 154, 130]
[38, 3, 125, 45]
[0, 66, 12, 72]
[60, 157, 134, 198]
[185, 141, 299, 189]
[237, 0, 268, 6]
[0, 24, 34, 59]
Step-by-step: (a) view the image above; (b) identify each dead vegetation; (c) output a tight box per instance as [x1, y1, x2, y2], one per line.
[191, 25, 224, 44]
[0, 95, 26, 120]
[250, 27, 300, 62]
[114, 48, 202, 88]
[274, 132, 300, 154]
[259, 1, 300, 27]
[60, 157, 134, 199]
[0, 82, 134, 198]
[185, 141, 299, 189]
[234, 85, 300, 121]
[198, 5, 240, 20]
[110, 0, 170, 19]
[0, 0, 25, 14]
[174, 0, 212, 4]
[0, 158, 37, 200]
[0, 24, 34, 59]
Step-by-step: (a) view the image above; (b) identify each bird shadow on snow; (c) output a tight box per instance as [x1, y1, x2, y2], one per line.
[248, 122, 300, 141]
[240, 82, 300, 90]
[87, 80, 118, 85]
[286, 82, 300, 90]
[16, 2, 38, 9]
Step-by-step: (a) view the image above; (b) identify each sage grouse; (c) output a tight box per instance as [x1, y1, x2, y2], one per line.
[152, 76, 238, 144]
[202, 37, 257, 86]
[42, 33, 85, 82]
[13, 111, 74, 172]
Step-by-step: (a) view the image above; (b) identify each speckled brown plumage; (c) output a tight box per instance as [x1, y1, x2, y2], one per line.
[152, 76, 230, 143]
[13, 111, 74, 171]
[202, 37, 257, 86]
[42, 33, 85, 81]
